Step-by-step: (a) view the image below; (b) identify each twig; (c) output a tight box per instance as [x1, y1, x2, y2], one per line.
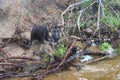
[0, 49, 11, 58]
[77, 10, 84, 35]
[86, 55, 108, 64]
[61, 31, 69, 42]
[57, 39, 77, 68]
[77, 0, 97, 34]
[6, 56, 38, 61]
[68, 7, 74, 18]
[61, 0, 89, 25]
[93, 0, 101, 36]
[99, 0, 105, 16]
[0, 63, 17, 66]
[83, 51, 109, 56]
[34, 39, 78, 79]
[70, 35, 111, 41]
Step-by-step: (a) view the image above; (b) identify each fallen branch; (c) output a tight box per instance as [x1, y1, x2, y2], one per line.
[77, 10, 84, 35]
[57, 39, 77, 68]
[61, 0, 89, 25]
[0, 63, 17, 66]
[92, 0, 105, 37]
[6, 56, 38, 61]
[86, 55, 108, 64]
[0, 49, 11, 58]
[77, 0, 97, 35]
[70, 35, 111, 41]
[83, 51, 109, 56]
[34, 39, 78, 79]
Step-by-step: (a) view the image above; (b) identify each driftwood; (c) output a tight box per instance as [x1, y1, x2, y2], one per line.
[33, 39, 77, 79]
[0, 39, 78, 79]
[0, 50, 79, 79]
[0, 48, 11, 58]
[0, 47, 109, 80]
[6, 56, 38, 61]
[86, 55, 108, 64]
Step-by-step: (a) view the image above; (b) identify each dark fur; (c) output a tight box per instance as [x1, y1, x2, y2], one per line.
[30, 25, 50, 44]
[31, 24, 61, 46]
[51, 27, 61, 42]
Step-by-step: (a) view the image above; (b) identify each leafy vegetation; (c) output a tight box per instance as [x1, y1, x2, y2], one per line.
[101, 10, 120, 30]
[99, 42, 112, 51]
[102, 0, 120, 30]
[44, 54, 51, 62]
[54, 44, 66, 57]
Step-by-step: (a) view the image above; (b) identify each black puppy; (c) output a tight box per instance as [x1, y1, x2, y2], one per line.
[30, 25, 61, 45]
[30, 25, 50, 44]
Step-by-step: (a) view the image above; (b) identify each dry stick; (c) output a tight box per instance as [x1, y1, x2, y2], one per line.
[36, 50, 80, 78]
[35, 39, 77, 79]
[68, 7, 74, 19]
[83, 51, 109, 55]
[0, 49, 11, 57]
[61, 31, 69, 42]
[77, 10, 84, 35]
[93, 0, 101, 36]
[6, 56, 38, 61]
[38, 50, 108, 79]
[77, 0, 97, 35]
[86, 55, 108, 64]
[0, 63, 18, 66]
[70, 35, 111, 41]
[61, 0, 89, 25]
[57, 39, 77, 68]
[99, 0, 105, 16]
[62, 0, 96, 42]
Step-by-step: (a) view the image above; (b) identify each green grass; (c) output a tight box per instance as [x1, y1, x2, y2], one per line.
[54, 44, 66, 58]
[99, 42, 112, 51]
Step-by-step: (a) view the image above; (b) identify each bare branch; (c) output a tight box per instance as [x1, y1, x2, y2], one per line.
[77, 10, 84, 34]
[77, 0, 97, 35]
[61, 0, 90, 25]
[93, 0, 101, 36]
[99, 0, 105, 16]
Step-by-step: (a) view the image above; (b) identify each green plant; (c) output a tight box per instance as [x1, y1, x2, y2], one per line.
[54, 44, 66, 57]
[101, 1, 120, 30]
[101, 15, 120, 30]
[115, 44, 120, 53]
[44, 54, 50, 62]
[99, 42, 112, 51]
[82, 0, 94, 8]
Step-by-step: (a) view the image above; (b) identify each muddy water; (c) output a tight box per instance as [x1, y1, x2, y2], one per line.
[42, 55, 120, 80]
[5, 56, 120, 80]
[4, 44, 120, 80]
[43, 47, 120, 80]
